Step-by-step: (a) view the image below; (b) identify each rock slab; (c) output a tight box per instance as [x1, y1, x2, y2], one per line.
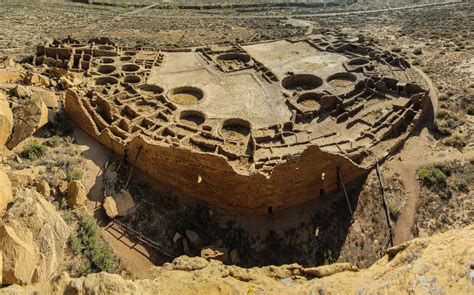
[0, 189, 70, 285]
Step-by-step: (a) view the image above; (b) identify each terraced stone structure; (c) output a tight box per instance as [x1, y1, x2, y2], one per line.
[34, 34, 431, 213]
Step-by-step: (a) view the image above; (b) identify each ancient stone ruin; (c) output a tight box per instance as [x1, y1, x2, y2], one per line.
[34, 33, 431, 213]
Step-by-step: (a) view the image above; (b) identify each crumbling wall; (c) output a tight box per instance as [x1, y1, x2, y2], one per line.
[66, 90, 368, 212]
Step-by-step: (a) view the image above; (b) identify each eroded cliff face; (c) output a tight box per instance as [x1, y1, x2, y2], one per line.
[3, 225, 472, 294]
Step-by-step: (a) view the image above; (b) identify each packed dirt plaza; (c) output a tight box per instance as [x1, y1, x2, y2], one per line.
[0, 0, 473, 294]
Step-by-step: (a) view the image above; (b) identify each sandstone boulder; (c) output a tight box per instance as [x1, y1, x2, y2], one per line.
[0, 92, 13, 146]
[30, 87, 58, 109]
[172, 256, 209, 271]
[0, 169, 13, 212]
[26, 73, 50, 87]
[35, 179, 51, 198]
[3, 57, 16, 67]
[58, 180, 69, 195]
[0, 69, 23, 83]
[1, 225, 474, 294]
[200, 246, 229, 264]
[103, 196, 118, 219]
[303, 262, 358, 278]
[66, 180, 87, 207]
[6, 97, 49, 149]
[0, 188, 70, 285]
[115, 190, 135, 216]
[12, 84, 31, 99]
[7, 166, 46, 194]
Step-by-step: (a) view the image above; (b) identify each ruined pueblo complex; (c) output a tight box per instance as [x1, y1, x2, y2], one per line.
[35, 34, 432, 213]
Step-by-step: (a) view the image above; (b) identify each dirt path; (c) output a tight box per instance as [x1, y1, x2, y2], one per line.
[413, 66, 439, 111]
[390, 131, 474, 244]
[73, 128, 157, 278]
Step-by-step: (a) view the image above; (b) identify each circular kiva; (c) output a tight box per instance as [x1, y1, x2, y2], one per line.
[138, 84, 164, 95]
[216, 53, 251, 63]
[281, 74, 323, 91]
[120, 56, 133, 62]
[94, 76, 119, 86]
[96, 64, 116, 75]
[179, 110, 206, 127]
[296, 92, 324, 109]
[101, 57, 116, 64]
[220, 118, 252, 141]
[121, 64, 140, 72]
[327, 72, 357, 88]
[167, 86, 204, 105]
[122, 75, 141, 84]
[348, 58, 370, 66]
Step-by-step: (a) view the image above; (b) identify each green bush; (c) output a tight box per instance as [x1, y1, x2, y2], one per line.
[67, 168, 84, 182]
[387, 200, 401, 221]
[443, 135, 466, 149]
[418, 164, 450, 188]
[68, 214, 118, 276]
[323, 249, 336, 265]
[391, 47, 402, 53]
[21, 141, 47, 160]
[411, 59, 421, 66]
[46, 135, 63, 147]
[413, 48, 423, 55]
[454, 178, 469, 192]
[467, 106, 474, 116]
[434, 120, 451, 136]
[438, 93, 449, 101]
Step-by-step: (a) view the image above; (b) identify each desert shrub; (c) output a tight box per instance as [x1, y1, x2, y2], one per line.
[68, 214, 118, 276]
[21, 141, 47, 160]
[56, 110, 74, 135]
[434, 120, 451, 136]
[435, 110, 460, 136]
[323, 249, 336, 265]
[387, 200, 401, 221]
[419, 164, 450, 188]
[46, 135, 63, 147]
[453, 178, 469, 192]
[438, 93, 449, 101]
[391, 47, 402, 53]
[467, 106, 474, 116]
[67, 168, 84, 182]
[411, 58, 421, 66]
[436, 110, 453, 120]
[413, 48, 423, 55]
[443, 135, 466, 149]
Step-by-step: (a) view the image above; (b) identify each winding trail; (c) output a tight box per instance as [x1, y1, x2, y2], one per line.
[392, 145, 473, 245]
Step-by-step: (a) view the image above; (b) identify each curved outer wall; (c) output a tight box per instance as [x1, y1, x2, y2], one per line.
[66, 91, 369, 213]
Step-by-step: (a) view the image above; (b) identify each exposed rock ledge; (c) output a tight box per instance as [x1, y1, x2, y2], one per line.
[2, 225, 473, 294]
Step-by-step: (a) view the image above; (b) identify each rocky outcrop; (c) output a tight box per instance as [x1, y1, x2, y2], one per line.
[103, 196, 118, 219]
[29, 87, 59, 109]
[0, 189, 70, 285]
[6, 97, 48, 149]
[3, 225, 472, 293]
[66, 180, 86, 207]
[114, 190, 135, 216]
[0, 169, 13, 213]
[302, 262, 358, 278]
[0, 91, 13, 146]
[6, 166, 47, 195]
